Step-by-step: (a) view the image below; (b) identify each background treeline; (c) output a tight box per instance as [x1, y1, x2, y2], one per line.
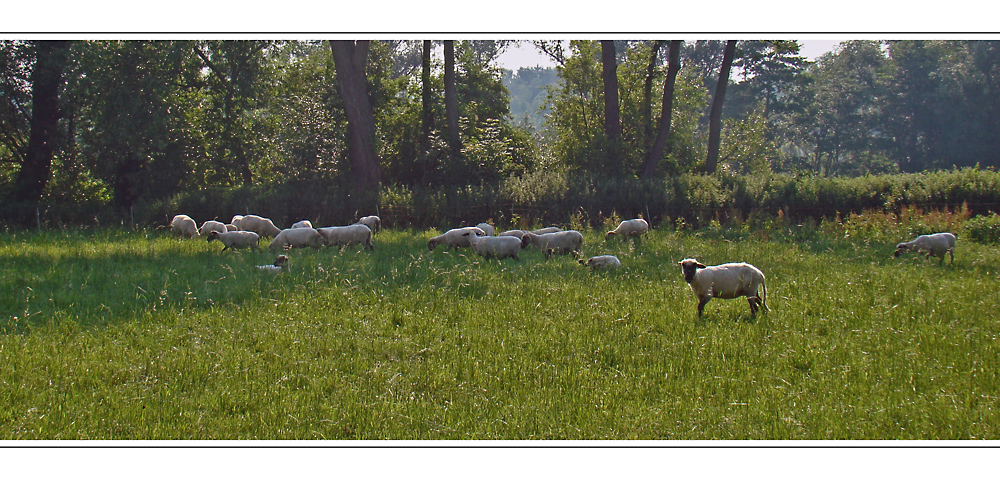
[3, 39, 1000, 229]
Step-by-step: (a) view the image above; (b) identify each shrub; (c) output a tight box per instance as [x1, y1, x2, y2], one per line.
[965, 213, 1000, 245]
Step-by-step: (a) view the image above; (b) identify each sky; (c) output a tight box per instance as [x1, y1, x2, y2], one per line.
[495, 40, 841, 71]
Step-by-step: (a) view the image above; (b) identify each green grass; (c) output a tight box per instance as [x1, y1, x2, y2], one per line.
[1, 226, 998, 439]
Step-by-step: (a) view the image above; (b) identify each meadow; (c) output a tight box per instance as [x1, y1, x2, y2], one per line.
[0, 217, 998, 440]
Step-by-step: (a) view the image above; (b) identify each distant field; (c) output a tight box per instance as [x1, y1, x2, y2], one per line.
[0, 226, 998, 439]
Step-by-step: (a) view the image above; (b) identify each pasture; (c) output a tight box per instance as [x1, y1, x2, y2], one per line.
[0, 224, 998, 439]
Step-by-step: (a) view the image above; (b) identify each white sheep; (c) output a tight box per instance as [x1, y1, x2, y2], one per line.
[170, 214, 199, 238]
[520, 230, 584, 259]
[894, 232, 956, 265]
[579, 255, 621, 270]
[317, 224, 374, 251]
[356, 215, 381, 233]
[606, 218, 649, 240]
[257, 255, 289, 273]
[225, 224, 238, 232]
[206, 230, 260, 251]
[463, 228, 522, 260]
[238, 214, 282, 238]
[476, 222, 495, 236]
[428, 226, 486, 251]
[231, 215, 244, 229]
[532, 226, 561, 234]
[291, 220, 313, 229]
[498, 229, 526, 239]
[267, 227, 324, 251]
[679, 258, 767, 317]
[199, 220, 228, 236]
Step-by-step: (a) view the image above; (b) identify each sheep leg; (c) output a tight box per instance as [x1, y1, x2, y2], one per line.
[949, 249, 954, 264]
[697, 297, 710, 317]
[748, 296, 761, 316]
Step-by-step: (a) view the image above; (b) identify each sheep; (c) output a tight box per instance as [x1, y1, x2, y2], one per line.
[532, 226, 561, 235]
[520, 230, 584, 259]
[225, 224, 238, 232]
[170, 214, 199, 238]
[463, 228, 522, 260]
[579, 255, 621, 270]
[291, 220, 313, 229]
[257, 255, 289, 273]
[199, 220, 228, 236]
[238, 214, 282, 238]
[894, 232, 956, 265]
[231, 215, 244, 229]
[679, 258, 767, 317]
[606, 218, 649, 240]
[206, 230, 260, 252]
[317, 224, 374, 251]
[356, 215, 381, 233]
[476, 222, 495, 236]
[499, 229, 526, 240]
[267, 227, 324, 251]
[428, 226, 486, 251]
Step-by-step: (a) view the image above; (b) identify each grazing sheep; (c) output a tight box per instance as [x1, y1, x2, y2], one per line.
[476, 222, 495, 236]
[225, 224, 238, 232]
[170, 214, 199, 238]
[257, 255, 289, 273]
[317, 224, 374, 251]
[267, 227, 324, 251]
[239, 214, 282, 238]
[579, 255, 621, 270]
[231, 215, 244, 229]
[428, 227, 486, 251]
[679, 258, 767, 317]
[532, 226, 561, 235]
[499, 229, 526, 240]
[199, 220, 228, 236]
[206, 230, 260, 251]
[894, 232, 957, 265]
[356, 215, 381, 233]
[291, 220, 313, 229]
[606, 218, 649, 240]
[521, 230, 584, 259]
[463, 229, 522, 260]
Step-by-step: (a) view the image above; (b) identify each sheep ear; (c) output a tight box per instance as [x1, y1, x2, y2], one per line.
[695, 262, 706, 268]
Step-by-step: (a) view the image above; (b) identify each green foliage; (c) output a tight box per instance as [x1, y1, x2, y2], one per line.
[965, 213, 1000, 245]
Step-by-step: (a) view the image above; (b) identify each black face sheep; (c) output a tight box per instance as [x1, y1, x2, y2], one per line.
[206, 230, 260, 251]
[579, 255, 621, 270]
[894, 232, 956, 265]
[679, 258, 767, 317]
[257, 255, 289, 273]
[606, 218, 648, 240]
[317, 224, 374, 251]
[428, 227, 486, 251]
[267, 227, 324, 251]
[170, 214, 199, 238]
[520, 230, 584, 259]
[463, 229, 522, 260]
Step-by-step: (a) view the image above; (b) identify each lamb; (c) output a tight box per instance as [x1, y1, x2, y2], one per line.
[267, 227, 325, 251]
[291, 220, 313, 229]
[356, 215, 381, 233]
[520, 230, 584, 259]
[606, 218, 649, 240]
[579, 255, 621, 270]
[475, 222, 495, 236]
[317, 224, 374, 251]
[206, 230, 260, 251]
[679, 258, 767, 317]
[894, 232, 956, 265]
[238, 214, 282, 238]
[170, 214, 199, 238]
[463, 228, 522, 260]
[428, 226, 486, 251]
[257, 255, 289, 273]
[199, 220, 228, 236]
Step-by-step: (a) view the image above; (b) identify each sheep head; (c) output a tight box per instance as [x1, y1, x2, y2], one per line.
[679, 258, 706, 283]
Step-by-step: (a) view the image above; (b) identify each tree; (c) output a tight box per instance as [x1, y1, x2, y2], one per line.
[705, 40, 737, 174]
[8, 40, 71, 224]
[641, 40, 664, 156]
[601, 40, 623, 178]
[444, 40, 461, 157]
[641, 40, 681, 179]
[421, 40, 433, 154]
[329, 40, 381, 206]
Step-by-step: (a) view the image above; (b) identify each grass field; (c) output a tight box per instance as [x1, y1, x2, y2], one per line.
[1, 223, 998, 440]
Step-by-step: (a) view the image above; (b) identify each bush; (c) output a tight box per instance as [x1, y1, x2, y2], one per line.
[965, 213, 1000, 245]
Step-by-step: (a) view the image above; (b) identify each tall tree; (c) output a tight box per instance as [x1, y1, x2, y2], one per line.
[444, 40, 461, 156]
[329, 40, 381, 204]
[641, 40, 681, 179]
[705, 40, 737, 174]
[8, 40, 71, 224]
[601, 40, 622, 177]
[421, 40, 433, 154]
[642, 40, 665, 156]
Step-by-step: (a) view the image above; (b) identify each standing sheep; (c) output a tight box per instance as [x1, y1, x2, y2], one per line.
[499, 229, 526, 240]
[428, 227, 486, 251]
[356, 215, 381, 233]
[199, 220, 228, 236]
[239, 214, 282, 238]
[463, 229, 522, 260]
[579, 255, 621, 270]
[170, 214, 199, 238]
[267, 227, 324, 251]
[475, 222, 495, 236]
[606, 218, 649, 240]
[894, 232, 956, 265]
[317, 224, 374, 251]
[532, 226, 561, 235]
[520, 230, 584, 259]
[231, 215, 244, 229]
[679, 258, 767, 317]
[291, 220, 313, 229]
[206, 230, 260, 251]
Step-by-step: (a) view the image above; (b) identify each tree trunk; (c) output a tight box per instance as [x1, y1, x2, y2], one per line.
[601, 40, 622, 178]
[329, 40, 381, 205]
[421, 40, 433, 154]
[9, 40, 71, 224]
[705, 40, 737, 174]
[444, 40, 461, 156]
[641, 41, 681, 179]
[642, 40, 664, 157]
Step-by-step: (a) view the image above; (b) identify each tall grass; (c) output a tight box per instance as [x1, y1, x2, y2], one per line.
[1, 224, 998, 439]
